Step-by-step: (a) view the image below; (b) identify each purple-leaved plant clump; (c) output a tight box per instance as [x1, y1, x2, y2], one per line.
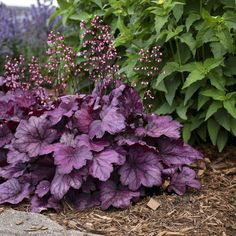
[0, 72, 203, 212]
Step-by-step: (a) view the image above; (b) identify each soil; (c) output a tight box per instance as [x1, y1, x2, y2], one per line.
[5, 146, 236, 236]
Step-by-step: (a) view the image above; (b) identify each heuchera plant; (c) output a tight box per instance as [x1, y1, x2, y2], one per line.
[0, 71, 202, 211]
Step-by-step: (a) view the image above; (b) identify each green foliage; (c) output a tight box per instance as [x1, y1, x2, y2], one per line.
[54, 0, 236, 151]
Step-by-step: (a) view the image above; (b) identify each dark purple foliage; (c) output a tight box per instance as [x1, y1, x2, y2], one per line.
[0, 79, 202, 211]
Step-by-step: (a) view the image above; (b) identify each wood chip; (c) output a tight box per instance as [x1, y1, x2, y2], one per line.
[147, 198, 160, 210]
[157, 231, 185, 236]
[198, 169, 205, 176]
[15, 220, 24, 225]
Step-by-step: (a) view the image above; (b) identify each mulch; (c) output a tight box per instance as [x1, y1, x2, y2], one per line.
[3, 145, 236, 236]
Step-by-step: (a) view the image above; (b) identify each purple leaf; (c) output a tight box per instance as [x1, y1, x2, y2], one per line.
[47, 95, 78, 124]
[168, 167, 201, 195]
[100, 107, 126, 135]
[50, 170, 84, 199]
[0, 124, 13, 148]
[137, 114, 182, 139]
[31, 195, 62, 213]
[157, 137, 203, 166]
[7, 145, 30, 164]
[74, 108, 93, 133]
[76, 134, 109, 152]
[14, 89, 36, 108]
[35, 180, 50, 197]
[0, 163, 27, 178]
[14, 116, 57, 157]
[89, 120, 104, 139]
[89, 150, 120, 181]
[119, 146, 162, 190]
[100, 180, 140, 210]
[0, 178, 31, 204]
[54, 144, 92, 174]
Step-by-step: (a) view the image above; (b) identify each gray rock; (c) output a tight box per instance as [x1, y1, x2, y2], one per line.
[0, 209, 102, 236]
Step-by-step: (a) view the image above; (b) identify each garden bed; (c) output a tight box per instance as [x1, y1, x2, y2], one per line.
[3, 146, 235, 236]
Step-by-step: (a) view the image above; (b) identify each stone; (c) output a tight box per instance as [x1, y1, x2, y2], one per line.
[0, 209, 101, 236]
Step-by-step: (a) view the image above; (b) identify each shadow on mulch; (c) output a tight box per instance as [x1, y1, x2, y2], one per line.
[5, 146, 236, 236]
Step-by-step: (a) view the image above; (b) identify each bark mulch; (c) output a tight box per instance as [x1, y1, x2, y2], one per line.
[4, 146, 236, 236]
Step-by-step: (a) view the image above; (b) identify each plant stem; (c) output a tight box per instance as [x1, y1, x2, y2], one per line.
[175, 39, 184, 83]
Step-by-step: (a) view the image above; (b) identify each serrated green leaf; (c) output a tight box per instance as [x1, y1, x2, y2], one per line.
[155, 62, 179, 88]
[165, 77, 181, 105]
[225, 56, 236, 75]
[217, 129, 228, 152]
[210, 42, 227, 58]
[200, 88, 225, 101]
[223, 11, 236, 30]
[182, 70, 205, 89]
[214, 109, 231, 131]
[205, 101, 222, 120]
[207, 117, 220, 145]
[223, 99, 236, 119]
[185, 12, 200, 31]
[217, 29, 235, 53]
[208, 68, 225, 91]
[196, 26, 216, 48]
[179, 32, 196, 56]
[203, 58, 223, 72]
[57, 0, 70, 9]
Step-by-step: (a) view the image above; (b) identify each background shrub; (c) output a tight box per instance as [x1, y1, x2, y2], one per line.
[0, 1, 60, 73]
[53, 0, 236, 151]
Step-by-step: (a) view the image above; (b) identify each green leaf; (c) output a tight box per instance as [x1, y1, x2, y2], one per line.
[57, 0, 70, 9]
[214, 109, 231, 131]
[223, 11, 236, 30]
[203, 58, 223, 73]
[173, 4, 184, 22]
[178, 62, 198, 72]
[176, 102, 188, 120]
[179, 32, 196, 56]
[154, 15, 169, 35]
[155, 62, 179, 88]
[230, 117, 236, 136]
[205, 101, 222, 120]
[210, 42, 227, 58]
[198, 95, 210, 110]
[166, 25, 184, 41]
[182, 123, 191, 142]
[207, 118, 220, 145]
[69, 12, 91, 21]
[217, 129, 228, 152]
[185, 12, 200, 31]
[208, 68, 225, 91]
[200, 88, 225, 101]
[217, 28, 235, 53]
[182, 70, 205, 89]
[225, 56, 236, 75]
[91, 0, 103, 9]
[184, 82, 202, 105]
[223, 99, 236, 119]
[156, 103, 175, 115]
[197, 125, 207, 141]
[165, 77, 181, 105]
[156, 80, 167, 93]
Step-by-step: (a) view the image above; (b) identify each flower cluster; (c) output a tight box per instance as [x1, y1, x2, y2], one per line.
[0, 80, 202, 212]
[134, 46, 163, 108]
[78, 16, 120, 87]
[45, 32, 76, 95]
